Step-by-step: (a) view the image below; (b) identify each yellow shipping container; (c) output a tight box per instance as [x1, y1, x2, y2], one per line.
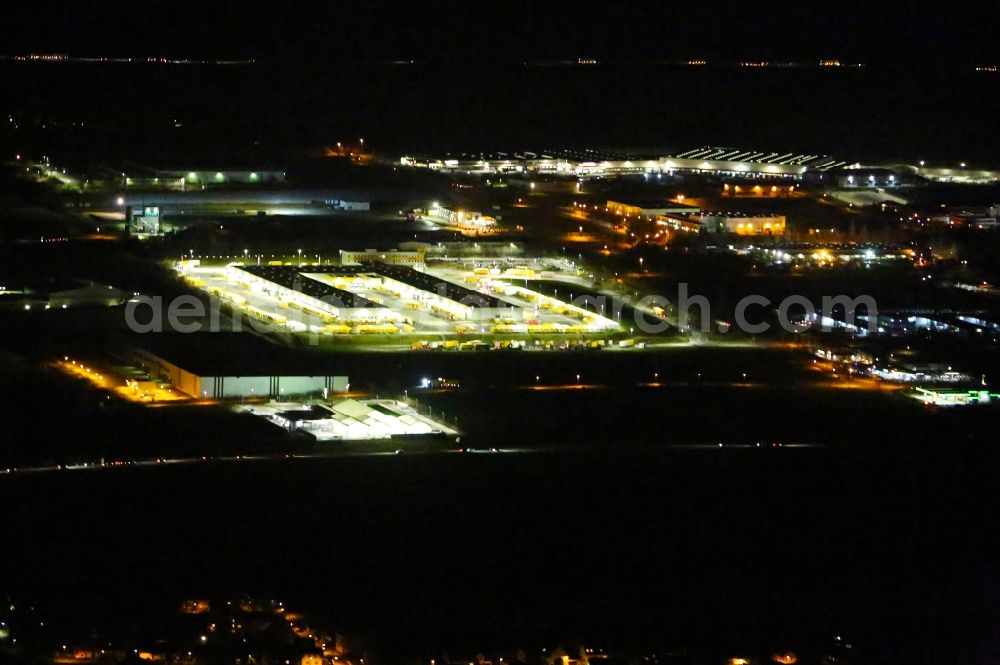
[355, 324, 397, 334]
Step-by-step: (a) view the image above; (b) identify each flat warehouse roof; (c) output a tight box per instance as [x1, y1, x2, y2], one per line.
[366, 264, 515, 309]
[241, 264, 516, 309]
[129, 333, 345, 376]
[239, 266, 385, 308]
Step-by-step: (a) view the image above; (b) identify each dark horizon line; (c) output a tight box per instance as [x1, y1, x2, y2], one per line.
[3, 53, 999, 70]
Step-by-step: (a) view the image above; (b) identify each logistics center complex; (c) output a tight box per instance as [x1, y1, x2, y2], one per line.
[179, 259, 621, 337]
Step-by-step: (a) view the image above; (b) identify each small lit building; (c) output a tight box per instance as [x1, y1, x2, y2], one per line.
[409, 240, 524, 258]
[126, 205, 162, 236]
[693, 213, 786, 235]
[723, 182, 798, 197]
[606, 199, 700, 218]
[2, 279, 125, 310]
[815, 346, 874, 365]
[949, 208, 1000, 229]
[911, 387, 1000, 406]
[872, 363, 971, 384]
[340, 248, 425, 266]
[243, 398, 458, 441]
[325, 199, 371, 211]
[436, 208, 497, 231]
[656, 214, 703, 233]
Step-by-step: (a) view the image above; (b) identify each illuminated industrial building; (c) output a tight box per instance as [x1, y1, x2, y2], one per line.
[606, 199, 701, 218]
[339, 248, 426, 266]
[401, 147, 848, 179]
[126, 205, 162, 236]
[226, 263, 520, 323]
[130, 346, 349, 400]
[722, 182, 798, 197]
[121, 168, 286, 189]
[240, 398, 458, 441]
[693, 213, 787, 235]
[426, 205, 498, 231]
[911, 387, 1000, 406]
[178, 259, 619, 337]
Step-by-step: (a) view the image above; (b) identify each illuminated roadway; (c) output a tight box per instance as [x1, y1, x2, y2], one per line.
[0, 439, 820, 479]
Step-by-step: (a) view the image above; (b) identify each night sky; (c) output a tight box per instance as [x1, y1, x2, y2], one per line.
[3, 1, 1000, 66]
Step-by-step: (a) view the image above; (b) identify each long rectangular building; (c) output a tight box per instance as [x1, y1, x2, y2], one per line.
[240, 265, 386, 309]
[228, 263, 519, 322]
[400, 146, 848, 179]
[129, 344, 349, 400]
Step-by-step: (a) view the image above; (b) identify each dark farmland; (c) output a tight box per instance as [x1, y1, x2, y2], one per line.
[1, 441, 997, 664]
[1, 342, 999, 663]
